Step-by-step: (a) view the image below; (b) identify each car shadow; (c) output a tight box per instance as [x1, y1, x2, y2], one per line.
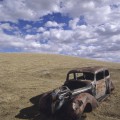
[15, 94, 48, 120]
[15, 94, 86, 120]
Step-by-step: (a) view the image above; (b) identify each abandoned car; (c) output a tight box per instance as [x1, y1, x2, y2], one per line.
[39, 66, 114, 119]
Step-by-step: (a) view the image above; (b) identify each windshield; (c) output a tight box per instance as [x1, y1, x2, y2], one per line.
[67, 72, 94, 81]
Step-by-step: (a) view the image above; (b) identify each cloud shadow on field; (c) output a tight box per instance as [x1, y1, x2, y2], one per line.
[15, 94, 86, 120]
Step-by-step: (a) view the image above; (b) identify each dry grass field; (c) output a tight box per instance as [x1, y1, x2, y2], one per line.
[0, 53, 120, 120]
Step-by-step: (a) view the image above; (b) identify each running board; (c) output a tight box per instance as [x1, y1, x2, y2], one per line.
[97, 94, 110, 102]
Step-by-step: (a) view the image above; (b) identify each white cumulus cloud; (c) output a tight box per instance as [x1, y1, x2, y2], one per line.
[45, 21, 65, 28]
[0, 0, 120, 62]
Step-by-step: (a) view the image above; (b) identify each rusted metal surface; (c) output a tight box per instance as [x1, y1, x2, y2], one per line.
[67, 66, 108, 74]
[39, 66, 114, 119]
[96, 78, 106, 99]
[66, 93, 99, 119]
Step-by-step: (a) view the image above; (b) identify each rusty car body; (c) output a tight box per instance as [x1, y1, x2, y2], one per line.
[39, 66, 114, 119]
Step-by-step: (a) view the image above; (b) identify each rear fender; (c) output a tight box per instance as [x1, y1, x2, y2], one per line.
[111, 81, 115, 91]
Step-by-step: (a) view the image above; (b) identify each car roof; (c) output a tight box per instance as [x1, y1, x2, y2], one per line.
[67, 66, 108, 74]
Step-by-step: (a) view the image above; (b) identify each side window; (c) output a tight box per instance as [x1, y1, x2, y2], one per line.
[105, 70, 109, 77]
[96, 71, 104, 81]
[84, 73, 94, 80]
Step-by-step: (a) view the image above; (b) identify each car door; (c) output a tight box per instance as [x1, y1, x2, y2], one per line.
[95, 71, 106, 99]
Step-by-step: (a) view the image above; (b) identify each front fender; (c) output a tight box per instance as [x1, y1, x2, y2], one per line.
[66, 93, 99, 119]
[39, 91, 52, 115]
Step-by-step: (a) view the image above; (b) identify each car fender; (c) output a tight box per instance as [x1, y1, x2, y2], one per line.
[106, 79, 115, 94]
[39, 91, 52, 115]
[66, 93, 99, 119]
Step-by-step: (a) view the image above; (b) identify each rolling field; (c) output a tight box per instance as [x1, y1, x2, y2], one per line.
[0, 53, 120, 120]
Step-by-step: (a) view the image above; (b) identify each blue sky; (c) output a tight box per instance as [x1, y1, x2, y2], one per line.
[0, 0, 120, 62]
